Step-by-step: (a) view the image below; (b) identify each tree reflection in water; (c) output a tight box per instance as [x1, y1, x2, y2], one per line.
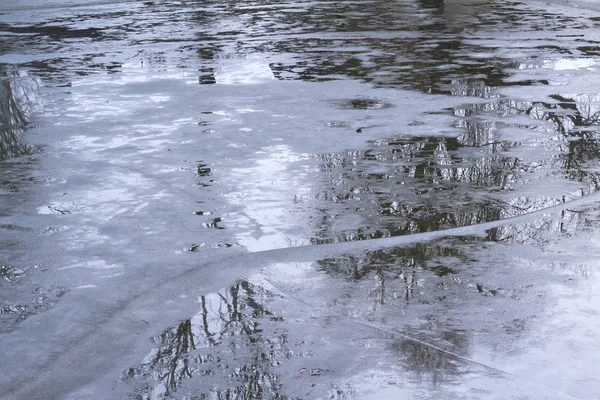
[306, 80, 600, 383]
[308, 76, 600, 247]
[0, 69, 38, 161]
[392, 329, 470, 386]
[124, 259, 482, 398]
[0, 69, 42, 332]
[125, 280, 293, 399]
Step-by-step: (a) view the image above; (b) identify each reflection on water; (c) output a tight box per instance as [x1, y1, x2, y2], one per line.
[214, 0, 584, 92]
[309, 133, 599, 246]
[318, 244, 465, 284]
[123, 265, 479, 398]
[304, 61, 600, 245]
[0, 69, 38, 161]
[125, 280, 292, 399]
[393, 329, 469, 386]
[1, 0, 580, 93]
[0, 70, 42, 333]
[122, 230, 600, 398]
[0, 0, 597, 92]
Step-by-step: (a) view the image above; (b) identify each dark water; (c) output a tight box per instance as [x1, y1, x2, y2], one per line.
[2, 0, 600, 399]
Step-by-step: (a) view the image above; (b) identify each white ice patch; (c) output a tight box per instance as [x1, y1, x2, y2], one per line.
[215, 59, 275, 85]
[58, 259, 123, 271]
[517, 57, 600, 71]
[551, 58, 599, 71]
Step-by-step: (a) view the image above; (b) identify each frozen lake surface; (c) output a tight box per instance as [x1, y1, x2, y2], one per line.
[2, 0, 600, 399]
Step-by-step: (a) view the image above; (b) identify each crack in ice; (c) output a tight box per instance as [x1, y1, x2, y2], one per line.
[4, 189, 600, 399]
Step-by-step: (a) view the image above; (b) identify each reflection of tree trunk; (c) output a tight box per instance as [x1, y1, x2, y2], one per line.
[371, 268, 385, 307]
[159, 319, 196, 392]
[527, 96, 600, 189]
[133, 281, 286, 398]
[201, 296, 217, 346]
[0, 78, 29, 160]
[231, 283, 240, 322]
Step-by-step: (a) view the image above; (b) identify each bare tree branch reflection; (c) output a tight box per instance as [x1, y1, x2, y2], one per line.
[125, 280, 295, 400]
[393, 329, 470, 386]
[0, 70, 39, 161]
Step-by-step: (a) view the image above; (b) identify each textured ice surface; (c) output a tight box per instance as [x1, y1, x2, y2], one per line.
[2, 0, 600, 399]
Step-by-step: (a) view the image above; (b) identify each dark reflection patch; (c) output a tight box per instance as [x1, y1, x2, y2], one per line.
[124, 280, 297, 399]
[0, 71, 39, 161]
[304, 86, 600, 246]
[0, 23, 103, 39]
[392, 329, 469, 385]
[334, 98, 394, 110]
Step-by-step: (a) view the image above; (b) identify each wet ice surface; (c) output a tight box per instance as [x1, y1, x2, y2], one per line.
[2, 0, 600, 398]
